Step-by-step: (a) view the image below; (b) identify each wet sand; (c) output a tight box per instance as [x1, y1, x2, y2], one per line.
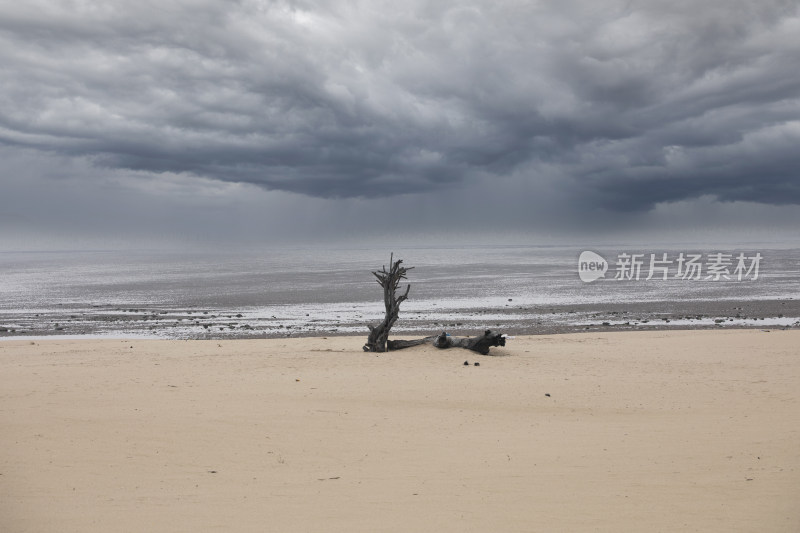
[1, 296, 798, 340]
[2, 330, 799, 532]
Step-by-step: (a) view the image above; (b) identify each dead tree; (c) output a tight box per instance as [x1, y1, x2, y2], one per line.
[363, 254, 413, 352]
[363, 256, 507, 356]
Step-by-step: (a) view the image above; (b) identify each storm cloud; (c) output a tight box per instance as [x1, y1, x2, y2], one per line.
[1, 0, 799, 214]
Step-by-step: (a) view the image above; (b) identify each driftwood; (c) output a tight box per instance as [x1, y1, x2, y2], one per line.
[363, 255, 507, 356]
[387, 330, 506, 355]
[363, 254, 413, 352]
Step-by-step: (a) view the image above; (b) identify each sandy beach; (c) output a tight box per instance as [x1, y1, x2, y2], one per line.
[2, 330, 799, 532]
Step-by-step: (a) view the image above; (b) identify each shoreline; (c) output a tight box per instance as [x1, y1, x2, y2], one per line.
[0, 321, 796, 343]
[2, 330, 799, 532]
[2, 296, 798, 340]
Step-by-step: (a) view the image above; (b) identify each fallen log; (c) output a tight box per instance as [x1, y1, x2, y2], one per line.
[387, 330, 506, 355]
[385, 336, 434, 350]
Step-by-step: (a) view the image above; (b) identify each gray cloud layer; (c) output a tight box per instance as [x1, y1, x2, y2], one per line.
[1, 0, 799, 212]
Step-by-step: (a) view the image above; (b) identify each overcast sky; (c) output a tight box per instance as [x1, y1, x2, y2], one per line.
[1, 0, 799, 249]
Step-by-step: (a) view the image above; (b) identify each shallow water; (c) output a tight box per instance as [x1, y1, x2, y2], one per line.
[1, 244, 798, 339]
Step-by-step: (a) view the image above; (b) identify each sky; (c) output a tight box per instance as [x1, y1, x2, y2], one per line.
[1, 0, 799, 250]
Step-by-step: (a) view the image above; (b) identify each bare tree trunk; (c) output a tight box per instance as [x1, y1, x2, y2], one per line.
[363, 254, 413, 352]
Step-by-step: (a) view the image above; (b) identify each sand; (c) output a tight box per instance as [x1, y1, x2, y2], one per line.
[2, 330, 799, 532]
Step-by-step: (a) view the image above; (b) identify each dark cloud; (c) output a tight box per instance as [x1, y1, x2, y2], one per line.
[0, 0, 799, 215]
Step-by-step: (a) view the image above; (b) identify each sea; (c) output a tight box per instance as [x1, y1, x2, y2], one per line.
[1, 243, 798, 340]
